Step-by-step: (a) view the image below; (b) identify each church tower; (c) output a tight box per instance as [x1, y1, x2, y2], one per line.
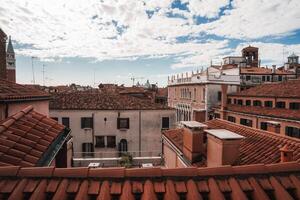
[6, 36, 16, 82]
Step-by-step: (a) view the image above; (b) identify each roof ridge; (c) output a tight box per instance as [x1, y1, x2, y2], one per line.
[0, 162, 299, 178]
[212, 119, 300, 143]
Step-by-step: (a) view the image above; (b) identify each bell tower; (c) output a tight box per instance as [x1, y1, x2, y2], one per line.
[242, 46, 259, 67]
[6, 36, 16, 82]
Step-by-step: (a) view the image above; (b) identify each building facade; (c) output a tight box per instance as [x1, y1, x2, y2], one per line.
[168, 67, 240, 122]
[214, 80, 300, 139]
[49, 90, 176, 167]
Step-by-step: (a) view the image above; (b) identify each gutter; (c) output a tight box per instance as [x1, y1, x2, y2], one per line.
[36, 127, 72, 166]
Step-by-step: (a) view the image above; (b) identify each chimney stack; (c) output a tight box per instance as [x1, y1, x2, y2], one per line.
[181, 121, 207, 163]
[205, 129, 244, 167]
[272, 65, 276, 73]
[279, 145, 293, 162]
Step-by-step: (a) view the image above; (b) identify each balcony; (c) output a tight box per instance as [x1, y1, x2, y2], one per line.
[72, 151, 162, 167]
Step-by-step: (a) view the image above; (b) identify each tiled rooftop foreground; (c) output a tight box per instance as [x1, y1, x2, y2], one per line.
[0, 106, 67, 167]
[164, 119, 300, 167]
[0, 162, 299, 199]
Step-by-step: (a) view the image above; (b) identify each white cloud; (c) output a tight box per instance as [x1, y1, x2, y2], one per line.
[185, 0, 230, 18]
[0, 0, 300, 70]
[199, 0, 300, 39]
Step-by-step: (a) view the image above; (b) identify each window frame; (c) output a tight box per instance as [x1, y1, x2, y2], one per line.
[81, 117, 93, 129]
[162, 117, 170, 129]
[117, 118, 130, 129]
[62, 117, 70, 128]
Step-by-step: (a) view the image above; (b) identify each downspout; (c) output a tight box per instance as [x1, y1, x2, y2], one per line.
[92, 113, 95, 154]
[4, 103, 8, 118]
[139, 110, 141, 156]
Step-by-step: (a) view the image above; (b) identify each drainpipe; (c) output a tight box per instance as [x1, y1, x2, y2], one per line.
[4, 103, 8, 118]
[92, 113, 95, 154]
[139, 110, 141, 156]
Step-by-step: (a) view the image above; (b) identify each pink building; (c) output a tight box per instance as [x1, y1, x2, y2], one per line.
[214, 79, 300, 138]
[0, 79, 51, 120]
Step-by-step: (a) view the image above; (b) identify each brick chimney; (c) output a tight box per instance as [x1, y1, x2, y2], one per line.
[181, 121, 207, 163]
[266, 121, 281, 134]
[205, 129, 244, 167]
[279, 145, 293, 162]
[220, 84, 228, 120]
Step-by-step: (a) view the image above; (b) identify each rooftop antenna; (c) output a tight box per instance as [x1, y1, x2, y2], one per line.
[42, 64, 46, 86]
[31, 57, 37, 84]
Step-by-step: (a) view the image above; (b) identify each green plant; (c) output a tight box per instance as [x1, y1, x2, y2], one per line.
[119, 153, 133, 168]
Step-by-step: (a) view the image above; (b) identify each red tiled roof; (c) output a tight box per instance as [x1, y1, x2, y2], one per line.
[163, 119, 300, 166]
[157, 88, 168, 97]
[0, 162, 299, 199]
[50, 90, 171, 110]
[230, 79, 300, 98]
[0, 106, 68, 167]
[240, 66, 294, 75]
[0, 79, 50, 102]
[225, 104, 300, 120]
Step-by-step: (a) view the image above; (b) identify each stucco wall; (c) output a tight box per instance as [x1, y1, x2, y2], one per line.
[50, 109, 176, 157]
[0, 100, 49, 120]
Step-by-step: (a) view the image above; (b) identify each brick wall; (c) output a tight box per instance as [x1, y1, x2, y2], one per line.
[0, 30, 7, 79]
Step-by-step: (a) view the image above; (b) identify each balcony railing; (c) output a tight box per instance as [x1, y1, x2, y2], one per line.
[73, 150, 162, 159]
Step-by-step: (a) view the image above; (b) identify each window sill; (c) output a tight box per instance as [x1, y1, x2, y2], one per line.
[118, 128, 129, 131]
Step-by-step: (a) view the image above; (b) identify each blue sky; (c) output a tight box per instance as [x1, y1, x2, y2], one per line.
[1, 0, 300, 86]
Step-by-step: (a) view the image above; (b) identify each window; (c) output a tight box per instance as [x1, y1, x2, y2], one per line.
[264, 101, 273, 108]
[227, 116, 236, 123]
[107, 136, 116, 148]
[95, 136, 105, 148]
[289, 102, 300, 110]
[253, 100, 262, 107]
[202, 88, 205, 101]
[82, 143, 93, 157]
[62, 117, 70, 128]
[227, 98, 232, 104]
[237, 99, 243, 105]
[278, 75, 282, 81]
[234, 99, 237, 104]
[81, 117, 93, 129]
[285, 126, 300, 138]
[194, 88, 197, 100]
[51, 117, 58, 121]
[246, 76, 251, 81]
[276, 101, 286, 108]
[162, 117, 170, 129]
[217, 91, 222, 101]
[262, 76, 266, 82]
[117, 118, 130, 129]
[260, 122, 268, 130]
[214, 113, 220, 119]
[246, 100, 251, 106]
[240, 118, 253, 127]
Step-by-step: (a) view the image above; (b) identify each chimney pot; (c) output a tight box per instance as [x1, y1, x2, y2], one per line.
[279, 145, 293, 162]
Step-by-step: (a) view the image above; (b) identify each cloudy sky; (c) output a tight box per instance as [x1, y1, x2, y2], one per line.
[1, 0, 300, 86]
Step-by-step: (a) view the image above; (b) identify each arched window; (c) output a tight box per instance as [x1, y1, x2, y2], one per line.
[119, 139, 128, 152]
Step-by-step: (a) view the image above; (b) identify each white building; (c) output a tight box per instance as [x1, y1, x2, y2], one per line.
[49, 89, 176, 166]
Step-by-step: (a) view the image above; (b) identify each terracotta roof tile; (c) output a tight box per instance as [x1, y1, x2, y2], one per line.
[0, 106, 68, 167]
[240, 66, 293, 75]
[230, 79, 300, 98]
[0, 163, 299, 200]
[0, 79, 50, 102]
[50, 90, 172, 110]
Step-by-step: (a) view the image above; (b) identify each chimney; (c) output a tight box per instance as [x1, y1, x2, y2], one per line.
[266, 121, 281, 134]
[205, 129, 244, 167]
[272, 65, 276, 73]
[279, 145, 293, 162]
[220, 85, 228, 120]
[181, 121, 207, 163]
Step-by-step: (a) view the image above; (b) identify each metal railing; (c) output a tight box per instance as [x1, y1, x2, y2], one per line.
[73, 150, 162, 159]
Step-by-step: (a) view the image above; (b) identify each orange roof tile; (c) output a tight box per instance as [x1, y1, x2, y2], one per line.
[230, 79, 300, 98]
[0, 162, 299, 200]
[240, 66, 294, 75]
[0, 106, 69, 167]
[225, 104, 300, 120]
[163, 119, 300, 166]
[0, 79, 50, 102]
[50, 90, 171, 110]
